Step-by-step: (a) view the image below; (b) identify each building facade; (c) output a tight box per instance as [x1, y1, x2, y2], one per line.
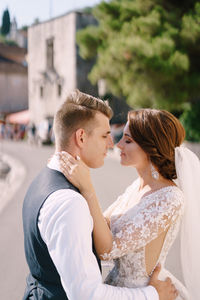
[7, 18, 28, 49]
[0, 43, 28, 116]
[28, 11, 98, 126]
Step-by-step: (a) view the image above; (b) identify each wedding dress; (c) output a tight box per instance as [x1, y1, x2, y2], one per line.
[103, 179, 189, 300]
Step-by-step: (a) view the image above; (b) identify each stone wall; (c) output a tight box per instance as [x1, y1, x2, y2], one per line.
[28, 11, 99, 126]
[75, 13, 98, 96]
[28, 12, 76, 125]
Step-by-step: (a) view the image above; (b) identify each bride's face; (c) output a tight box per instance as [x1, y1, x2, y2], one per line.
[117, 122, 149, 168]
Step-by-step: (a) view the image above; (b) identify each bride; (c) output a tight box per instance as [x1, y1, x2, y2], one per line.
[59, 109, 199, 300]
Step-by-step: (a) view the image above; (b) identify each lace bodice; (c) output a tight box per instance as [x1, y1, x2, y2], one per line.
[103, 180, 188, 298]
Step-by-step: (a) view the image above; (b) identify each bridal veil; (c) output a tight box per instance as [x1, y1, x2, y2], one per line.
[175, 146, 200, 300]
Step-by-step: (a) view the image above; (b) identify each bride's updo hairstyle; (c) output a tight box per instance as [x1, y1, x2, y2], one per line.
[128, 109, 185, 180]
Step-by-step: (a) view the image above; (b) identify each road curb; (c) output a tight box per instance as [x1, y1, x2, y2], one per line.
[0, 153, 26, 214]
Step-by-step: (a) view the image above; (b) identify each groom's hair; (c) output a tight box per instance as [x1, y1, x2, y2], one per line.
[53, 89, 113, 149]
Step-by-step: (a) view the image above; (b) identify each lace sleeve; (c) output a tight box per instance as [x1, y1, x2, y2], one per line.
[101, 188, 184, 260]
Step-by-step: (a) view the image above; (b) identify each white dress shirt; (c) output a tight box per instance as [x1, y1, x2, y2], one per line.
[38, 154, 159, 300]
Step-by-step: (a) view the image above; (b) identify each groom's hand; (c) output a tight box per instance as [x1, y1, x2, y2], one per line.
[149, 264, 178, 300]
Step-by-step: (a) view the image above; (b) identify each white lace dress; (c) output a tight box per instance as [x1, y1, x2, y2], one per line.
[103, 180, 189, 300]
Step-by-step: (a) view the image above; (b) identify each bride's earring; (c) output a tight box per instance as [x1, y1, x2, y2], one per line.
[150, 162, 159, 180]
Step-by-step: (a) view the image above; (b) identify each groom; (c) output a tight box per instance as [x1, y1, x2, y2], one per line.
[22, 90, 177, 300]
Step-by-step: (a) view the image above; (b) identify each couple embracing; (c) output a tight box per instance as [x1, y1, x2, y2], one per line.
[22, 90, 199, 300]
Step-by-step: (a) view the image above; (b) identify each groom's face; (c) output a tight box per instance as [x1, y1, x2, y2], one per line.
[81, 112, 114, 168]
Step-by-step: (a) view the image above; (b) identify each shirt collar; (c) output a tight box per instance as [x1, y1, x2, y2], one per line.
[47, 153, 61, 172]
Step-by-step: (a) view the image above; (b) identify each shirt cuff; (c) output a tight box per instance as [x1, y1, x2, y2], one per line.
[141, 285, 159, 300]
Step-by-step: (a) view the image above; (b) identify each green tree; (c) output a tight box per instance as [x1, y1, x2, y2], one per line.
[1, 8, 11, 36]
[32, 18, 40, 25]
[77, 0, 200, 110]
[21, 25, 28, 31]
[180, 99, 200, 141]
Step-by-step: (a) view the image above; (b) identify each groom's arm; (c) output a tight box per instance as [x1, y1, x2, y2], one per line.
[38, 189, 159, 300]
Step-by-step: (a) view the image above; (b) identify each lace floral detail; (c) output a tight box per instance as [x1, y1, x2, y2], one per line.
[103, 181, 188, 299]
[102, 185, 184, 260]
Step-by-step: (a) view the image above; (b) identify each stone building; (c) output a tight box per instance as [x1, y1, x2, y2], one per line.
[7, 18, 28, 49]
[28, 11, 98, 127]
[0, 43, 28, 117]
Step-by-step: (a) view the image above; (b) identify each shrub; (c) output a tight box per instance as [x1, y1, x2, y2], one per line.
[180, 100, 200, 142]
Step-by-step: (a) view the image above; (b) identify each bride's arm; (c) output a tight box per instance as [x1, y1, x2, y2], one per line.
[59, 153, 114, 257]
[80, 186, 114, 257]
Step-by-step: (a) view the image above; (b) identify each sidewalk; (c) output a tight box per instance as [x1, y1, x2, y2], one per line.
[0, 153, 26, 214]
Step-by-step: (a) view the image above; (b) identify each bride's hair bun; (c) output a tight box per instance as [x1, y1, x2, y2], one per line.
[128, 109, 185, 180]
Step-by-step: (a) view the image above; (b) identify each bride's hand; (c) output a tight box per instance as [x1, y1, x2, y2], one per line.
[59, 151, 93, 193]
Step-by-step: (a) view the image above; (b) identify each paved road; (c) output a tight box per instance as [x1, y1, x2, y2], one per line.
[0, 140, 184, 300]
[0, 141, 54, 300]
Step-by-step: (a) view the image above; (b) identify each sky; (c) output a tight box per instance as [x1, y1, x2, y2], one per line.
[0, 0, 101, 28]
